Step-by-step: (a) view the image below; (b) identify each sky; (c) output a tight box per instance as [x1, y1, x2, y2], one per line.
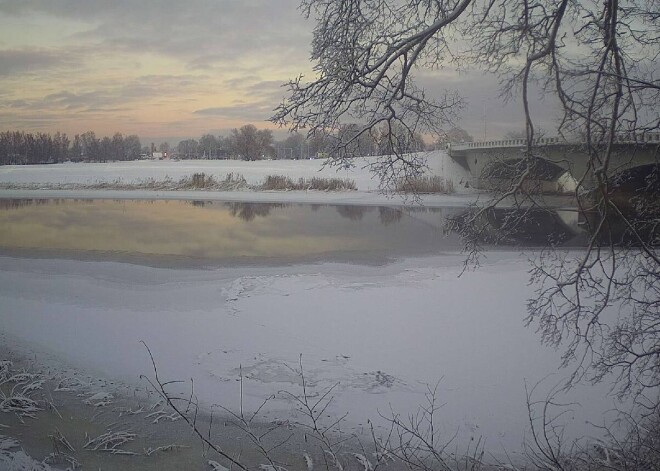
[0, 0, 543, 145]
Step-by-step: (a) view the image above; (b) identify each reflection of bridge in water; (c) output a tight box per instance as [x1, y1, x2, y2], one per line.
[450, 205, 659, 248]
[447, 134, 660, 194]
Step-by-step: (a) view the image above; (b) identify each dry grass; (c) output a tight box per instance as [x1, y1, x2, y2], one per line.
[0, 173, 249, 191]
[260, 175, 293, 190]
[260, 175, 357, 191]
[0, 362, 44, 421]
[84, 430, 137, 454]
[308, 177, 357, 191]
[179, 172, 247, 190]
[0, 172, 360, 192]
[396, 175, 454, 194]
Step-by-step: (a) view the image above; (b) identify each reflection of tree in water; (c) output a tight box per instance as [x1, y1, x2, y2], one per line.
[0, 199, 34, 210]
[378, 206, 402, 225]
[225, 202, 287, 222]
[335, 205, 372, 221]
[0, 199, 57, 210]
[405, 206, 444, 214]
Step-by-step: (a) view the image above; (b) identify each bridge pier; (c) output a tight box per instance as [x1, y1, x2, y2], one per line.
[447, 136, 659, 195]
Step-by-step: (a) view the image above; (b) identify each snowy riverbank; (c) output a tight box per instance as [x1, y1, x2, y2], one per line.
[0, 152, 473, 193]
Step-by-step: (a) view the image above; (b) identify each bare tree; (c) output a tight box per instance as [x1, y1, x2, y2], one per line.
[199, 134, 218, 159]
[80, 131, 100, 161]
[230, 124, 274, 161]
[271, 0, 468, 189]
[434, 128, 474, 148]
[376, 122, 427, 155]
[124, 134, 142, 160]
[177, 139, 199, 159]
[273, 0, 660, 433]
[159, 142, 171, 155]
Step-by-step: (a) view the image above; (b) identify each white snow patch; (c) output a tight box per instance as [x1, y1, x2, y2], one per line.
[0, 252, 619, 452]
[208, 460, 230, 471]
[0, 436, 54, 471]
[0, 153, 472, 193]
[82, 391, 113, 407]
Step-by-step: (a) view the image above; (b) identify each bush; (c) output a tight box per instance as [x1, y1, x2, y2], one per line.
[260, 175, 357, 191]
[308, 177, 357, 191]
[261, 175, 295, 190]
[178, 172, 246, 190]
[396, 175, 454, 194]
[190, 173, 213, 189]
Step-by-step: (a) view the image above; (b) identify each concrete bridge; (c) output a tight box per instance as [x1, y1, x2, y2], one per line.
[447, 134, 660, 192]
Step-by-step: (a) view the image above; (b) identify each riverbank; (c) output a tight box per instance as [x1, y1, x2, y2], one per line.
[1, 332, 350, 471]
[0, 154, 470, 193]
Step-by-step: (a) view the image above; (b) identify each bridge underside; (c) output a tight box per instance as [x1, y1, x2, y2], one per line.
[604, 163, 660, 216]
[611, 163, 660, 194]
[480, 158, 568, 193]
[579, 164, 660, 245]
[450, 144, 659, 195]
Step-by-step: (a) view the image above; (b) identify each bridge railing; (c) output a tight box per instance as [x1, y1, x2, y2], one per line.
[449, 133, 660, 152]
[611, 133, 660, 143]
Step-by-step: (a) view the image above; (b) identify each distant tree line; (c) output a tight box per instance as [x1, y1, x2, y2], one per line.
[172, 124, 472, 161]
[1, 124, 473, 165]
[176, 125, 276, 161]
[174, 125, 316, 161]
[0, 130, 142, 165]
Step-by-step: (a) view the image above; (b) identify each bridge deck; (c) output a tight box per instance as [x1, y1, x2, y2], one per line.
[450, 133, 660, 153]
[446, 134, 659, 190]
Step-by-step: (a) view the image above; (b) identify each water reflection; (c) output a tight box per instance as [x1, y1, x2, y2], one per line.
[452, 207, 583, 246]
[225, 202, 287, 222]
[4, 198, 644, 267]
[580, 208, 659, 247]
[0, 199, 458, 267]
[335, 205, 371, 221]
[378, 207, 403, 226]
[0, 198, 57, 210]
[449, 203, 659, 248]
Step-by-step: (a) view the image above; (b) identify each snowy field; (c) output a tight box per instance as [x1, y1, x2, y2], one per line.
[0, 156, 621, 464]
[0, 151, 472, 194]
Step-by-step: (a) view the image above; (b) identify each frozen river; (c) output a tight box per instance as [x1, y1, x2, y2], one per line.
[0, 197, 621, 458]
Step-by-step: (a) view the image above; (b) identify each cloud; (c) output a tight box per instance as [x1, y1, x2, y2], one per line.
[0, 0, 563, 139]
[0, 0, 312, 71]
[3, 74, 209, 113]
[192, 79, 289, 123]
[0, 48, 81, 76]
[414, 69, 561, 138]
[0, 110, 65, 129]
[194, 101, 275, 123]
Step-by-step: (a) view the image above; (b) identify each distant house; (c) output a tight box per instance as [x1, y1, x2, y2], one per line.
[152, 152, 164, 160]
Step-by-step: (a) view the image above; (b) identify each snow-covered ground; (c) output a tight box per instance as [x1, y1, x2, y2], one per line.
[0, 253, 619, 455]
[0, 156, 619, 462]
[0, 151, 472, 193]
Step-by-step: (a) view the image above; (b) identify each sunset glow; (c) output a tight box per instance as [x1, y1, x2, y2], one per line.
[0, 0, 541, 143]
[0, 0, 315, 142]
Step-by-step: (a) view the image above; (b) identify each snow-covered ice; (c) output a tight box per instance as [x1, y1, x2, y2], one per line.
[0, 253, 618, 453]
